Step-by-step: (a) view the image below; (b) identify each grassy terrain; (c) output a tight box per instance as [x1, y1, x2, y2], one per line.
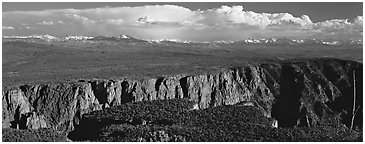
[68, 99, 362, 142]
[2, 41, 362, 88]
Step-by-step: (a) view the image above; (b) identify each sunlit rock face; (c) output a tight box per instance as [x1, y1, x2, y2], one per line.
[2, 58, 362, 133]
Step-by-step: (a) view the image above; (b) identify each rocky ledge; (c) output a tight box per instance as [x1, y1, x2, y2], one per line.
[2, 58, 362, 135]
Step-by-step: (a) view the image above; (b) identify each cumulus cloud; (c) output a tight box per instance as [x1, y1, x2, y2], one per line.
[353, 16, 363, 32]
[2, 5, 363, 41]
[312, 16, 363, 39]
[197, 5, 313, 29]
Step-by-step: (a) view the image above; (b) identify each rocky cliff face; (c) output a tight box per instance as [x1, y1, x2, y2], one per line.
[2, 58, 362, 133]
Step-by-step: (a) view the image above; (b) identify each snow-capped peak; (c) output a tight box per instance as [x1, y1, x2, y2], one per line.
[292, 39, 305, 44]
[64, 36, 94, 41]
[214, 40, 234, 44]
[3, 34, 362, 46]
[243, 38, 278, 44]
[316, 40, 342, 45]
[321, 41, 340, 45]
[349, 40, 363, 45]
[150, 39, 193, 43]
[239, 38, 362, 46]
[117, 34, 131, 39]
[244, 38, 261, 44]
[264, 38, 277, 43]
[3, 34, 59, 42]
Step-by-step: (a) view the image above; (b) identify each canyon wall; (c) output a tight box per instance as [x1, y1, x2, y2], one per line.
[2, 58, 362, 133]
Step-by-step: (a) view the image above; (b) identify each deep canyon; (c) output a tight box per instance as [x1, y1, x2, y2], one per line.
[2, 58, 362, 138]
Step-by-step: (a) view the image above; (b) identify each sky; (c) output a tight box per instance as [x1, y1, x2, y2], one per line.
[2, 2, 363, 41]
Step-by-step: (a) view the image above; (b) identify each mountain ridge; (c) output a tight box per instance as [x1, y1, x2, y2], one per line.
[3, 34, 363, 46]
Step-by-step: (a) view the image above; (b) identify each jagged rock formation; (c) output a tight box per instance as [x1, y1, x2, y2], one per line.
[2, 58, 362, 134]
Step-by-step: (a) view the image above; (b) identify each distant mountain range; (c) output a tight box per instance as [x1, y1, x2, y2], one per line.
[3, 34, 60, 42]
[2, 34, 363, 46]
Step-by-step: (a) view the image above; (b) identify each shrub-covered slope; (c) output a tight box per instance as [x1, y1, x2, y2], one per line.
[69, 99, 362, 142]
[2, 128, 69, 142]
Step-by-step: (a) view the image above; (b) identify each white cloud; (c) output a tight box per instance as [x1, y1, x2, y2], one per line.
[104, 18, 124, 25]
[64, 13, 96, 24]
[312, 17, 363, 35]
[2, 5, 363, 41]
[136, 16, 155, 24]
[196, 6, 314, 30]
[354, 16, 363, 32]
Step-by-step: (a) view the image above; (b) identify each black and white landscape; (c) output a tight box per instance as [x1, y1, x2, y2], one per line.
[2, 2, 363, 142]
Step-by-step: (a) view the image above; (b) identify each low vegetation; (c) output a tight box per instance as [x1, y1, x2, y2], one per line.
[2, 128, 68, 142]
[2, 99, 362, 142]
[68, 99, 362, 142]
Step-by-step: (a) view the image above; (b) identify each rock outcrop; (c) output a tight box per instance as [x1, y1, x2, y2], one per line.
[2, 58, 362, 134]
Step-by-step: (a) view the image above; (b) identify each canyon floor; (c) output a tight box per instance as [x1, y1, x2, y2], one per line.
[2, 40, 363, 142]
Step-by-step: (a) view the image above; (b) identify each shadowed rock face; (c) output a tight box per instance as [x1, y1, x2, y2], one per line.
[2, 58, 362, 134]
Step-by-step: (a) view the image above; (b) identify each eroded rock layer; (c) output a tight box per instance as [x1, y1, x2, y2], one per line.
[2, 58, 362, 133]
